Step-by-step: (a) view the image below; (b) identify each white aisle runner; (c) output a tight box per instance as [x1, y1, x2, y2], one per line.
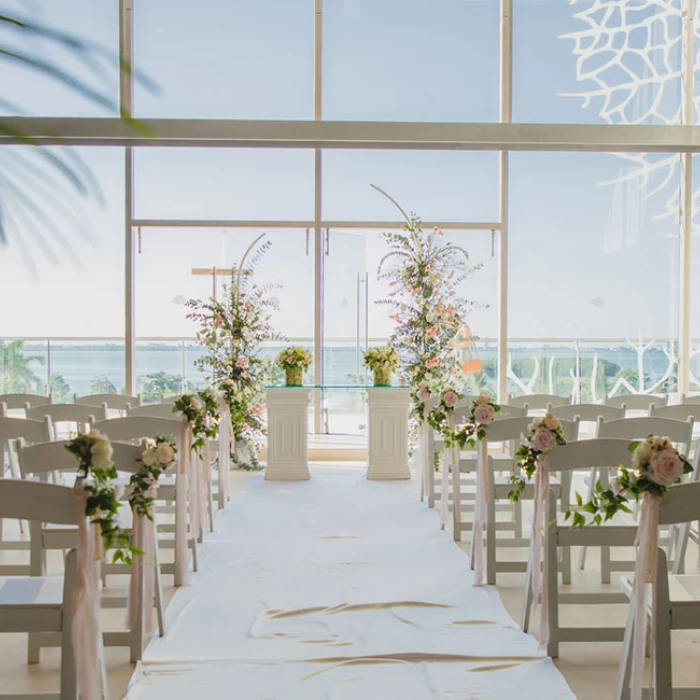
[127, 474, 574, 699]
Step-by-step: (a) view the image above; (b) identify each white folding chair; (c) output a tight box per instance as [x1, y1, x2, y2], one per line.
[94, 416, 202, 585]
[615, 481, 700, 700]
[26, 404, 107, 441]
[589, 416, 695, 580]
[0, 393, 52, 418]
[160, 395, 183, 405]
[0, 416, 52, 572]
[18, 439, 165, 662]
[605, 393, 668, 416]
[127, 403, 180, 419]
[508, 394, 572, 414]
[0, 478, 102, 700]
[75, 392, 142, 417]
[479, 416, 580, 586]
[521, 438, 638, 658]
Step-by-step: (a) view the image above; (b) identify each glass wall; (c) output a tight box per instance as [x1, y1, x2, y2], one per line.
[509, 151, 681, 400]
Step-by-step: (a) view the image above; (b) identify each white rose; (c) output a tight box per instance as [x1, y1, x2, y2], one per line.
[91, 437, 113, 469]
[528, 417, 544, 433]
[141, 449, 158, 467]
[652, 436, 672, 451]
[474, 404, 495, 425]
[475, 395, 491, 405]
[647, 448, 684, 486]
[543, 414, 561, 431]
[442, 390, 459, 408]
[155, 443, 175, 466]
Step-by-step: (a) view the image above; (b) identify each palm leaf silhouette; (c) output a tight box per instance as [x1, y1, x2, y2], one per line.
[0, 10, 157, 259]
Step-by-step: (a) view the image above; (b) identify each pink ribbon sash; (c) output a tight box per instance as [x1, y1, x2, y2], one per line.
[630, 493, 660, 700]
[527, 452, 551, 649]
[175, 421, 190, 587]
[71, 487, 103, 700]
[127, 487, 156, 637]
[472, 436, 489, 587]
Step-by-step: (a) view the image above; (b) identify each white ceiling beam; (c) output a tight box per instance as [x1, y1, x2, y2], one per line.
[3, 118, 700, 152]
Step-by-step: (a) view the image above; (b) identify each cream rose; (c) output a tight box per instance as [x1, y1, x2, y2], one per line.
[474, 404, 495, 425]
[647, 448, 683, 486]
[90, 437, 113, 469]
[155, 443, 175, 466]
[475, 395, 491, 405]
[543, 414, 561, 431]
[530, 428, 556, 452]
[141, 449, 158, 468]
[442, 390, 459, 408]
[633, 442, 653, 468]
[417, 387, 430, 404]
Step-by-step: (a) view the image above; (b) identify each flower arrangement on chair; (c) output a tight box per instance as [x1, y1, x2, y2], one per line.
[66, 430, 136, 564]
[508, 414, 568, 502]
[565, 437, 693, 700]
[129, 435, 178, 520]
[276, 346, 312, 386]
[186, 235, 281, 470]
[363, 346, 400, 386]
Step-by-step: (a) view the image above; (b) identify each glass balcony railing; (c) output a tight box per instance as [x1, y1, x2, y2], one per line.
[0, 337, 688, 416]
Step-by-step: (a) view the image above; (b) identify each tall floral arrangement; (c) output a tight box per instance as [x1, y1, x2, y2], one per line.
[186, 235, 281, 470]
[373, 185, 482, 416]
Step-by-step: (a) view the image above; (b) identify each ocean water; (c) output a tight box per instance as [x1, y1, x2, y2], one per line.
[12, 340, 681, 398]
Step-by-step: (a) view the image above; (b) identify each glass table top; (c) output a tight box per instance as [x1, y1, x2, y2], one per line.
[264, 385, 411, 389]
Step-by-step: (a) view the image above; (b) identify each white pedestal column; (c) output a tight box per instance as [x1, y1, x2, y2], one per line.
[264, 388, 311, 481]
[366, 388, 412, 480]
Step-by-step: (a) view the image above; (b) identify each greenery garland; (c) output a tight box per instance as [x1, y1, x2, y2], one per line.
[128, 435, 178, 521]
[564, 436, 693, 528]
[65, 430, 137, 564]
[508, 414, 567, 503]
[173, 389, 219, 455]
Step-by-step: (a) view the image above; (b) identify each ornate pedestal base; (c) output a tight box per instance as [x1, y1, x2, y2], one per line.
[366, 388, 412, 480]
[264, 388, 311, 480]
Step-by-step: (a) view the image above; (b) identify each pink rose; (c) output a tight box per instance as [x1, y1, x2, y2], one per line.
[647, 448, 683, 486]
[425, 358, 440, 369]
[474, 404, 495, 424]
[417, 387, 430, 404]
[442, 390, 459, 408]
[426, 325, 439, 338]
[236, 357, 249, 368]
[530, 428, 556, 452]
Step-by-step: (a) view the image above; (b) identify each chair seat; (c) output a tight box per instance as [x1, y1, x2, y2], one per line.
[621, 575, 700, 604]
[0, 575, 63, 608]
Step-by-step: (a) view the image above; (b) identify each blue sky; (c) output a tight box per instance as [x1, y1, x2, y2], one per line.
[0, 0, 691, 342]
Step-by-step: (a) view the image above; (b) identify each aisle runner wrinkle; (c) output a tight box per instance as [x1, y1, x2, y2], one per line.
[126, 475, 574, 699]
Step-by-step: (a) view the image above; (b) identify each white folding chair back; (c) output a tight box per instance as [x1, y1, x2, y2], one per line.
[615, 481, 700, 700]
[75, 392, 142, 411]
[494, 403, 526, 418]
[94, 416, 181, 444]
[0, 416, 52, 445]
[160, 395, 183, 405]
[650, 403, 700, 422]
[597, 416, 693, 451]
[0, 478, 88, 700]
[0, 393, 52, 413]
[26, 403, 107, 440]
[508, 394, 572, 413]
[128, 403, 181, 420]
[605, 393, 667, 414]
[553, 403, 624, 424]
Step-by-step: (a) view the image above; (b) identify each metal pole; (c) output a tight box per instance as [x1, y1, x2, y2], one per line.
[679, 0, 694, 396]
[497, 0, 512, 404]
[120, 0, 135, 395]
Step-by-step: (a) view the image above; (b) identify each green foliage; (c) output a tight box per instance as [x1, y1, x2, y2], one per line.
[89, 375, 117, 395]
[50, 374, 72, 403]
[187, 236, 280, 470]
[173, 390, 219, 455]
[139, 371, 182, 404]
[65, 432, 137, 564]
[0, 340, 43, 393]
